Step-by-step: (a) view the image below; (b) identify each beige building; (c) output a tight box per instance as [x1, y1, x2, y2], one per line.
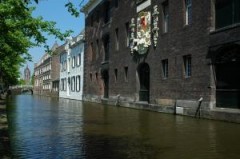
[33, 43, 64, 97]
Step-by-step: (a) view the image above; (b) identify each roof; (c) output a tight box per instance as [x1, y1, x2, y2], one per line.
[80, 0, 103, 16]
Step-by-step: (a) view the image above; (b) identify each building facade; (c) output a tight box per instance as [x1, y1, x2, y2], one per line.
[81, 0, 240, 122]
[33, 43, 62, 97]
[59, 33, 84, 100]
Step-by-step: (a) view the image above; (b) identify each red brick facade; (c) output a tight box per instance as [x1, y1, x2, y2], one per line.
[82, 0, 240, 121]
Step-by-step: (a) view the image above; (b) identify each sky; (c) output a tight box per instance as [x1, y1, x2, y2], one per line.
[21, 0, 86, 77]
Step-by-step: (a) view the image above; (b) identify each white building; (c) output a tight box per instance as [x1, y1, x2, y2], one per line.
[59, 32, 84, 100]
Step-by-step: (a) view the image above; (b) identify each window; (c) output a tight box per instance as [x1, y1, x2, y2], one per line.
[90, 73, 92, 82]
[114, 69, 118, 82]
[124, 66, 128, 82]
[183, 55, 191, 78]
[77, 54, 81, 66]
[103, 35, 110, 61]
[162, 59, 168, 79]
[125, 22, 130, 47]
[96, 39, 99, 59]
[104, 1, 110, 23]
[115, 28, 119, 51]
[90, 42, 94, 61]
[162, 1, 169, 33]
[215, 0, 240, 29]
[71, 76, 75, 91]
[61, 79, 64, 91]
[90, 15, 93, 27]
[96, 10, 100, 23]
[61, 78, 67, 91]
[64, 78, 67, 91]
[185, 0, 192, 25]
[72, 56, 75, 68]
[95, 72, 98, 80]
[76, 75, 81, 92]
[64, 61, 67, 71]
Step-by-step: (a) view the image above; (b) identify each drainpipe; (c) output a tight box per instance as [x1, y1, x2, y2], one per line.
[174, 100, 177, 115]
[115, 94, 120, 106]
[195, 97, 203, 118]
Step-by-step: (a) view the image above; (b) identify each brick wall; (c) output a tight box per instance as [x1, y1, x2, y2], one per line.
[84, 0, 216, 106]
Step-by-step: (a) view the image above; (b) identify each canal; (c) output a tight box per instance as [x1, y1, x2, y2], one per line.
[6, 95, 240, 159]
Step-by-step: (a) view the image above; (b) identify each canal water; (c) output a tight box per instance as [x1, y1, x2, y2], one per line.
[6, 95, 240, 159]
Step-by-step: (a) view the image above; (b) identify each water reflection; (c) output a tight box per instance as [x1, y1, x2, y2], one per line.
[6, 95, 240, 159]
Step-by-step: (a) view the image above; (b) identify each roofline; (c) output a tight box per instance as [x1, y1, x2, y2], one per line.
[80, 0, 103, 17]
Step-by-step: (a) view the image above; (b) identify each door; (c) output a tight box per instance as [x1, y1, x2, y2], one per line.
[138, 63, 150, 102]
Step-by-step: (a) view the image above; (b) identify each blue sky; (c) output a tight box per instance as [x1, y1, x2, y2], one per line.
[21, 0, 86, 77]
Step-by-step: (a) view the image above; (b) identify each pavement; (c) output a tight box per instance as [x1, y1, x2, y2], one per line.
[0, 94, 11, 158]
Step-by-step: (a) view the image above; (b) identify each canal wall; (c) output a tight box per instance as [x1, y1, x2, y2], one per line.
[83, 94, 240, 123]
[33, 89, 59, 98]
[0, 94, 11, 158]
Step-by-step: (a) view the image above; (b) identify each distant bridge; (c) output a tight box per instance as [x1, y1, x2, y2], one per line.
[9, 85, 33, 95]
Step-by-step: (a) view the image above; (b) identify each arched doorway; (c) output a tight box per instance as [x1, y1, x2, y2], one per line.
[214, 46, 240, 108]
[101, 70, 109, 98]
[137, 63, 150, 102]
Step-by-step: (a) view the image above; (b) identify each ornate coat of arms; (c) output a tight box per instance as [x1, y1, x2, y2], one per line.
[130, 11, 151, 55]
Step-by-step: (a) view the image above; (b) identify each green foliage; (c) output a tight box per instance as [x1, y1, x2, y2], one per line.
[18, 78, 26, 85]
[0, 0, 82, 86]
[65, 2, 80, 17]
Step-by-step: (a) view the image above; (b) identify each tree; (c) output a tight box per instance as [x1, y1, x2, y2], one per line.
[0, 0, 85, 86]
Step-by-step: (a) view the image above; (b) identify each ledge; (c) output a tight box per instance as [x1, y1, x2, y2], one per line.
[210, 23, 240, 35]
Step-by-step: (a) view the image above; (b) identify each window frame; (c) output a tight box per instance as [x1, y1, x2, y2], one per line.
[215, 0, 240, 29]
[115, 28, 119, 51]
[71, 76, 75, 92]
[77, 54, 81, 66]
[183, 55, 192, 78]
[162, 59, 169, 79]
[72, 56, 76, 68]
[185, 0, 192, 25]
[124, 66, 128, 82]
[162, 1, 169, 33]
[125, 22, 130, 47]
[76, 75, 81, 92]
[114, 68, 118, 82]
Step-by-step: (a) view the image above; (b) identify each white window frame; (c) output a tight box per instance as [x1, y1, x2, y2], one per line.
[71, 76, 75, 91]
[72, 56, 75, 68]
[77, 54, 81, 66]
[163, 1, 169, 33]
[185, 0, 192, 25]
[76, 75, 81, 92]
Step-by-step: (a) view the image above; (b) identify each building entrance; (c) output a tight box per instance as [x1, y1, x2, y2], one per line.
[102, 70, 109, 98]
[215, 47, 240, 108]
[137, 63, 150, 102]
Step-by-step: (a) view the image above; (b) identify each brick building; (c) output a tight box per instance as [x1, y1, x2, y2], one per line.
[33, 42, 63, 97]
[81, 0, 240, 122]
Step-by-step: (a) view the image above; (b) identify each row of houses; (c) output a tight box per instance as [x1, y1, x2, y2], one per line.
[34, 0, 240, 123]
[33, 32, 84, 100]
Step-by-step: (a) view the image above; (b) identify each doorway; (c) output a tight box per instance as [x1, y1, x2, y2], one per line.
[137, 63, 150, 102]
[102, 70, 109, 98]
[215, 47, 240, 108]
